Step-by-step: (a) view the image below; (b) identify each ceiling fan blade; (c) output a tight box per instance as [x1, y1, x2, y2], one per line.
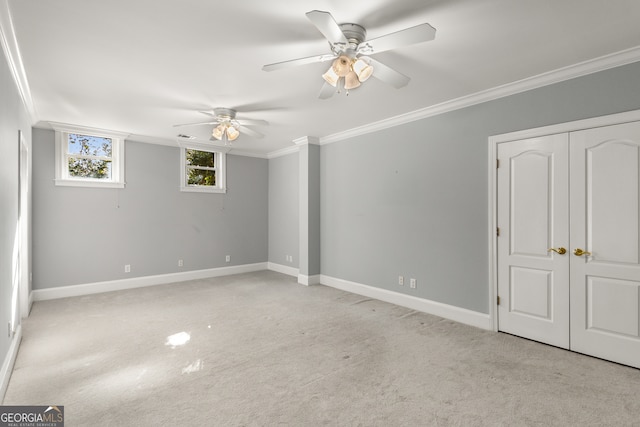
[359, 23, 436, 55]
[368, 58, 410, 88]
[263, 53, 335, 71]
[318, 81, 336, 99]
[232, 101, 287, 113]
[306, 10, 348, 43]
[173, 120, 218, 128]
[239, 126, 264, 139]
[236, 118, 269, 126]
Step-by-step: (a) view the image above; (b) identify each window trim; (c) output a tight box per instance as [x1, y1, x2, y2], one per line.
[52, 123, 128, 188]
[180, 144, 227, 194]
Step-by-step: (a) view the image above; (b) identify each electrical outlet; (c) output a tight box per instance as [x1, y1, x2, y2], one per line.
[178, 259, 183, 267]
[399, 276, 404, 286]
[410, 278, 417, 289]
[124, 264, 131, 273]
[225, 255, 231, 263]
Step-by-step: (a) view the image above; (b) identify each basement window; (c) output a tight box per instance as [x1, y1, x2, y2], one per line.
[180, 147, 226, 193]
[53, 123, 127, 188]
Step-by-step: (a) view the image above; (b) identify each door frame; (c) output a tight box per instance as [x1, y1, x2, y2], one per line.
[487, 109, 640, 332]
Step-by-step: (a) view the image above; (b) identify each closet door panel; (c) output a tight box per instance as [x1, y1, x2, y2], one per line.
[497, 134, 570, 348]
[570, 121, 640, 369]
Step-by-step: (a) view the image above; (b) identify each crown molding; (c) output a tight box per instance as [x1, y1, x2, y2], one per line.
[0, 0, 36, 123]
[267, 145, 299, 159]
[319, 45, 640, 146]
[293, 136, 320, 146]
[177, 139, 231, 154]
[227, 149, 268, 159]
[125, 133, 268, 158]
[49, 122, 130, 139]
[176, 136, 268, 158]
[128, 133, 178, 147]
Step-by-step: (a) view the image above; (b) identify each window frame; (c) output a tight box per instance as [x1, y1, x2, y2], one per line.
[53, 123, 128, 188]
[180, 144, 227, 194]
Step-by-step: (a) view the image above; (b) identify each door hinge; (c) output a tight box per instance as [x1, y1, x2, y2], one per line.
[497, 296, 501, 305]
[496, 159, 500, 168]
[497, 227, 500, 236]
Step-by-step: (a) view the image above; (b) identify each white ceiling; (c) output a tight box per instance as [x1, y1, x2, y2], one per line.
[6, 0, 640, 156]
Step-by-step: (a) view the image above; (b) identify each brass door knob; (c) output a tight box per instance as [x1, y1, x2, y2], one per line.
[548, 247, 567, 255]
[573, 248, 592, 256]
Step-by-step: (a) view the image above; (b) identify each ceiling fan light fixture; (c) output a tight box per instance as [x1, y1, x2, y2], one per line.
[353, 57, 373, 82]
[344, 71, 361, 90]
[212, 123, 226, 140]
[333, 55, 351, 77]
[212, 120, 241, 142]
[322, 66, 339, 87]
[226, 125, 240, 141]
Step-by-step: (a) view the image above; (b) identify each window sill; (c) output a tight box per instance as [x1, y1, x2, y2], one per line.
[180, 186, 226, 194]
[54, 179, 126, 189]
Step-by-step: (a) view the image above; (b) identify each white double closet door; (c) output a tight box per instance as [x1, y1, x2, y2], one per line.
[497, 120, 640, 368]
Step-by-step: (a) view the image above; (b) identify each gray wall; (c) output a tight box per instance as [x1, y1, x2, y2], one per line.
[0, 45, 31, 380]
[32, 130, 268, 289]
[268, 152, 298, 268]
[321, 60, 640, 314]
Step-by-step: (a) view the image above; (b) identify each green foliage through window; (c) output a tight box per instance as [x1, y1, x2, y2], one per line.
[67, 133, 113, 179]
[186, 149, 216, 186]
[68, 158, 112, 178]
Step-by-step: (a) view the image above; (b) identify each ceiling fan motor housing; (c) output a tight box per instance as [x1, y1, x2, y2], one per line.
[339, 23, 366, 44]
[213, 107, 236, 120]
[337, 23, 367, 57]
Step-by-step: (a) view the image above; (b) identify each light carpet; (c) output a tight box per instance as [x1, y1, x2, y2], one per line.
[4, 271, 640, 426]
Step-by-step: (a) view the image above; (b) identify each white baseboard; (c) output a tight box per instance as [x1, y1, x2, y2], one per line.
[320, 275, 492, 330]
[298, 274, 321, 286]
[32, 262, 268, 301]
[29, 265, 491, 329]
[267, 262, 299, 278]
[1, 325, 22, 404]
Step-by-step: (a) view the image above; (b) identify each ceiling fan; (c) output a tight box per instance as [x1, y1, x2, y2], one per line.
[262, 10, 436, 98]
[173, 107, 268, 143]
